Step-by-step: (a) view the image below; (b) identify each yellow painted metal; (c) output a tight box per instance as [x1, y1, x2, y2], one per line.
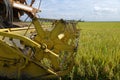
[0, 0, 80, 79]
[0, 18, 80, 79]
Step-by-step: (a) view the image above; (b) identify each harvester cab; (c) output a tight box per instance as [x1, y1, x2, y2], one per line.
[0, 0, 80, 79]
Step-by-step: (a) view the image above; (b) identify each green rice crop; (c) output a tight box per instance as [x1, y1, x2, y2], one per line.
[73, 22, 120, 80]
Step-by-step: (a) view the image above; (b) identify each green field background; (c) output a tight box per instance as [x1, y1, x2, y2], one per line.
[71, 22, 120, 80]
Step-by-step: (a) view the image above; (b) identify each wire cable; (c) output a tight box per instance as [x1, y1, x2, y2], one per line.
[38, 0, 42, 10]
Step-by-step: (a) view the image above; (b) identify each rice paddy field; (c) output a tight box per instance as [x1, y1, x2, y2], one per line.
[72, 22, 120, 80]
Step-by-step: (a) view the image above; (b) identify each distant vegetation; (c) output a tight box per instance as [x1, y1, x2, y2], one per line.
[39, 18, 57, 22]
[39, 18, 84, 22]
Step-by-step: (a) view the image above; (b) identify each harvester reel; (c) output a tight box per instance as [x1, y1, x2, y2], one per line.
[0, 0, 80, 79]
[34, 19, 79, 70]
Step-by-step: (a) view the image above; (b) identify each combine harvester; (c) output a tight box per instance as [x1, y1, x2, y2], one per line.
[0, 0, 80, 79]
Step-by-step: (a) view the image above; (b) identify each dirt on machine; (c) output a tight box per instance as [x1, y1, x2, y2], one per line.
[0, 0, 80, 79]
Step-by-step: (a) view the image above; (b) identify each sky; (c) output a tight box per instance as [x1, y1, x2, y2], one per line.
[23, 0, 120, 21]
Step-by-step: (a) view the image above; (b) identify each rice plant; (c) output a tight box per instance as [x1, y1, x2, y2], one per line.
[74, 22, 120, 80]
